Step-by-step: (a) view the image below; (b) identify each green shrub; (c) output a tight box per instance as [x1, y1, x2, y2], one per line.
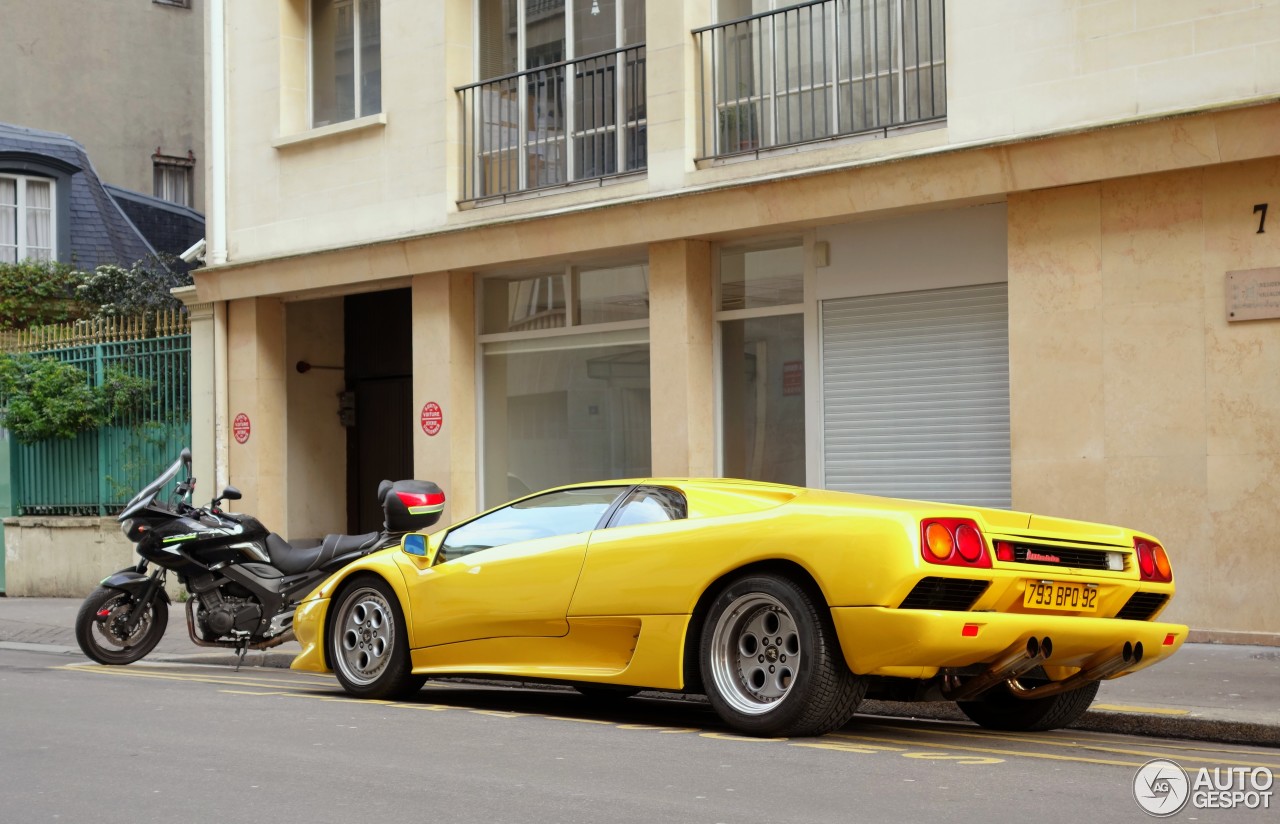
[0, 355, 153, 443]
[0, 260, 86, 329]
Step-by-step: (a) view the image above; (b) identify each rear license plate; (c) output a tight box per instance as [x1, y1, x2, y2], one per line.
[1023, 581, 1098, 612]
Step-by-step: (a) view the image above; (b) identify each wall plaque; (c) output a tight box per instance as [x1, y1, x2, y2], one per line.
[1227, 267, 1280, 322]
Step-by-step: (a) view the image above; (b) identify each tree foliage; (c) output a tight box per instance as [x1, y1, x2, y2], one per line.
[0, 355, 153, 443]
[0, 260, 85, 330]
[0, 255, 193, 331]
[76, 253, 192, 319]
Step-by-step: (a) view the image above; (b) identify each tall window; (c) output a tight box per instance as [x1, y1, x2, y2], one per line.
[153, 152, 195, 207]
[717, 243, 806, 486]
[467, 0, 646, 196]
[0, 174, 54, 264]
[480, 264, 651, 506]
[312, 0, 382, 127]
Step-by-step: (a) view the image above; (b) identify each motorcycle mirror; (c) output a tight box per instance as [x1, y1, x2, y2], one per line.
[216, 485, 242, 504]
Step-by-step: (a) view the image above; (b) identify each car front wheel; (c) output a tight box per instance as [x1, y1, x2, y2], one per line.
[328, 575, 424, 700]
[700, 574, 866, 737]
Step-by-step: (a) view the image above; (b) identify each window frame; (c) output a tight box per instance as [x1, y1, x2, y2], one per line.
[152, 151, 195, 207]
[0, 171, 60, 264]
[309, 0, 382, 128]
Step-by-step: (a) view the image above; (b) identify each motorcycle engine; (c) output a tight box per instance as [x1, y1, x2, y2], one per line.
[197, 590, 263, 637]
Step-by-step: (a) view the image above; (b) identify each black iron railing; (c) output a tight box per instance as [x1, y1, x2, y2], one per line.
[457, 45, 646, 202]
[695, 0, 945, 158]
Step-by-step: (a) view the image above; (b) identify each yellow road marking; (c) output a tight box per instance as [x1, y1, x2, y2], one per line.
[863, 721, 1280, 768]
[1092, 703, 1191, 716]
[60, 664, 332, 692]
[833, 732, 1148, 768]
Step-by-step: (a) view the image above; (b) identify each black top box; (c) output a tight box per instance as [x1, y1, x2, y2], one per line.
[379, 479, 445, 533]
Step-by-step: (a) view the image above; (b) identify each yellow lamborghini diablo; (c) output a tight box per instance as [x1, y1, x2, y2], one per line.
[291, 479, 1185, 737]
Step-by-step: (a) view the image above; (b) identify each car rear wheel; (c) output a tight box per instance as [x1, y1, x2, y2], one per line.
[700, 574, 866, 737]
[329, 575, 425, 700]
[957, 679, 1100, 732]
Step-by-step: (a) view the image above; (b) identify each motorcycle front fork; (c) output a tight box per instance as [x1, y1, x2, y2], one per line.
[122, 567, 167, 635]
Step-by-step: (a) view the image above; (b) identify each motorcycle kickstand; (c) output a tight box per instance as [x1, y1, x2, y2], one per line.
[232, 636, 250, 672]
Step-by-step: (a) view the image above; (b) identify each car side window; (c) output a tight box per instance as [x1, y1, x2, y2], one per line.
[610, 487, 687, 528]
[439, 487, 626, 561]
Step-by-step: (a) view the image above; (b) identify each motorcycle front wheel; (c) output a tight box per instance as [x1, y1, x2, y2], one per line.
[74, 587, 168, 665]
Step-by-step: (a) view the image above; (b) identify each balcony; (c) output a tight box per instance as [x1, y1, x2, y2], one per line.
[457, 45, 647, 203]
[694, 0, 945, 159]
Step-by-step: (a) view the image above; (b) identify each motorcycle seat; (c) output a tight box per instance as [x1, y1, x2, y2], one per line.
[266, 532, 383, 576]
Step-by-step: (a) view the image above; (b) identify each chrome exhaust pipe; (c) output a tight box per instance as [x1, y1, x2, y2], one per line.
[1007, 640, 1144, 700]
[944, 636, 1052, 702]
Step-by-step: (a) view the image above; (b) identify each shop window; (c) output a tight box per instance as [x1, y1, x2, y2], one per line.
[480, 264, 651, 507]
[719, 244, 803, 310]
[717, 242, 805, 485]
[312, 0, 381, 127]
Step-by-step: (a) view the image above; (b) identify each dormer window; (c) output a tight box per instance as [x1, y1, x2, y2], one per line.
[0, 173, 54, 264]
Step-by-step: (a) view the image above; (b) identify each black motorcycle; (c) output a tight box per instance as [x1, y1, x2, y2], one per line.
[74, 448, 443, 668]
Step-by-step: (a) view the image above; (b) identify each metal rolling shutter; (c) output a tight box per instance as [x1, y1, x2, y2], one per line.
[821, 283, 1011, 508]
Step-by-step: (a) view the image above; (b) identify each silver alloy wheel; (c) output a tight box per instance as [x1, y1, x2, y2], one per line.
[708, 592, 803, 716]
[334, 586, 395, 687]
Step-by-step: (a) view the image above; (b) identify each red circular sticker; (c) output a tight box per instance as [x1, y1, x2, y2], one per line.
[233, 413, 251, 444]
[420, 402, 443, 437]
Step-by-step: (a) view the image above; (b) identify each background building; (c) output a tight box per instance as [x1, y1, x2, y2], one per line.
[0, 0, 204, 211]
[195, 0, 1280, 641]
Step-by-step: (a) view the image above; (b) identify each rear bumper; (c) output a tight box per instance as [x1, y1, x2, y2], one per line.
[832, 606, 1186, 678]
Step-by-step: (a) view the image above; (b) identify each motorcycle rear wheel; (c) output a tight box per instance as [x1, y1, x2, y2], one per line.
[74, 587, 168, 665]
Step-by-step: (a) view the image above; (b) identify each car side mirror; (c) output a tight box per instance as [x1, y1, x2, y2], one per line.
[402, 532, 443, 566]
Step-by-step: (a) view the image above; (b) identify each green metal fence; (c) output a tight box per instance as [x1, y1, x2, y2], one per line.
[5, 314, 191, 516]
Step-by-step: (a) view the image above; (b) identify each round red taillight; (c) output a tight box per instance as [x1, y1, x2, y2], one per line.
[1136, 542, 1155, 578]
[924, 523, 954, 560]
[955, 523, 984, 562]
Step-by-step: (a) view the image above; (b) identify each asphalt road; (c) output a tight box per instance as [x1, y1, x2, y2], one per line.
[2, 647, 1276, 824]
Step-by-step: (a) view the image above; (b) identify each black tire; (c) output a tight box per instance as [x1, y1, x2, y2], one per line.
[699, 574, 866, 737]
[328, 575, 424, 700]
[573, 684, 641, 700]
[74, 586, 168, 665]
[957, 679, 1100, 732]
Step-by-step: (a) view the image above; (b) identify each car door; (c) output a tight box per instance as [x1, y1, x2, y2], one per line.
[403, 486, 628, 648]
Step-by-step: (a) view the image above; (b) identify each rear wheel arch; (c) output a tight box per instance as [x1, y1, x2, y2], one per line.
[683, 560, 833, 693]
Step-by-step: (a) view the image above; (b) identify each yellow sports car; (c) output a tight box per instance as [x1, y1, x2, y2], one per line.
[291, 479, 1185, 737]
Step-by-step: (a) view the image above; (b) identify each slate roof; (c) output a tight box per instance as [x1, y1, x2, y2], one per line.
[104, 184, 205, 275]
[0, 122, 156, 270]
